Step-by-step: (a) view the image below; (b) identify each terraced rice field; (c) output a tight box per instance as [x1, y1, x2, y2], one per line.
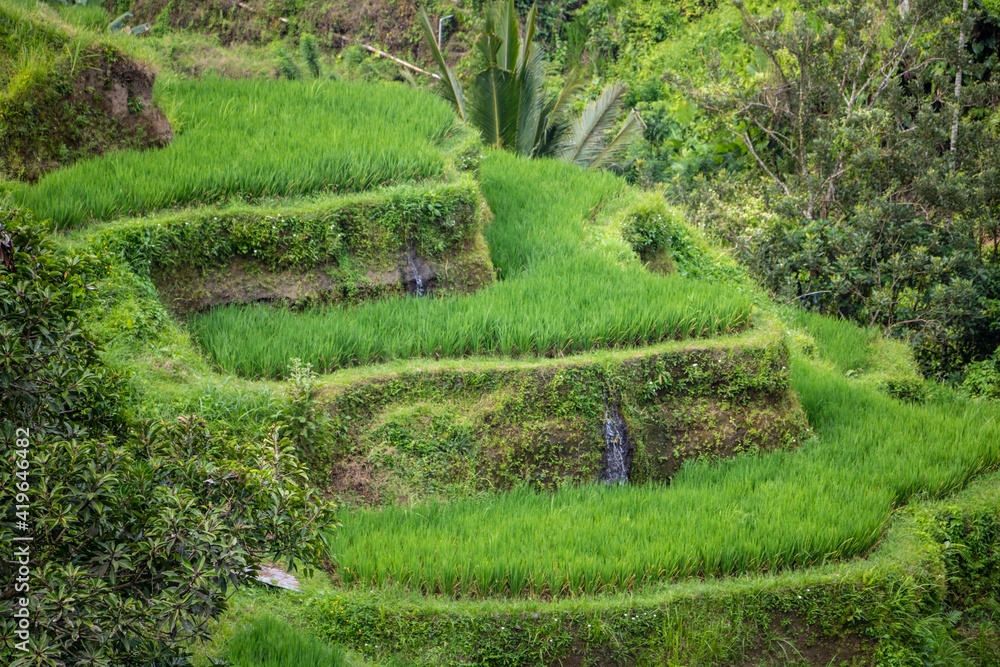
[331, 315, 1000, 596]
[15, 77, 456, 228]
[190, 154, 754, 377]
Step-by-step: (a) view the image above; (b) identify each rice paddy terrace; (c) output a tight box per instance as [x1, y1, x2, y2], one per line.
[22, 68, 1000, 665]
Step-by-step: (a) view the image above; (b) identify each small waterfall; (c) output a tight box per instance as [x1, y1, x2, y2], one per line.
[601, 395, 633, 484]
[406, 252, 426, 297]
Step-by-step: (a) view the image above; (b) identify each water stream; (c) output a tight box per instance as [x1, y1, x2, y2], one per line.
[602, 395, 633, 484]
[407, 252, 426, 297]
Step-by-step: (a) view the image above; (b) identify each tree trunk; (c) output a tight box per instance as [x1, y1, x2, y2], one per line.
[951, 0, 969, 154]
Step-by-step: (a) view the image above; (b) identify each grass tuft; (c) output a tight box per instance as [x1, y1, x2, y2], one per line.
[224, 614, 345, 667]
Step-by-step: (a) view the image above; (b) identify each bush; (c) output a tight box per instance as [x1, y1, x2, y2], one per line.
[961, 353, 1000, 400]
[738, 213, 998, 379]
[281, 358, 340, 473]
[0, 419, 337, 665]
[622, 197, 675, 259]
[619, 192, 707, 273]
[0, 209, 125, 442]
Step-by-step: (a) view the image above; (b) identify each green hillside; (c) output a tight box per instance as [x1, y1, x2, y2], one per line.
[2, 0, 1000, 665]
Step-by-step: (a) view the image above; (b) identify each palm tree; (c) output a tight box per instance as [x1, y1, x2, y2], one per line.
[419, 0, 644, 168]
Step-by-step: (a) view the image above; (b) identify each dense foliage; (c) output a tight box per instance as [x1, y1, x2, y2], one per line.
[680, 0, 1000, 378]
[0, 214, 336, 665]
[0, 208, 124, 441]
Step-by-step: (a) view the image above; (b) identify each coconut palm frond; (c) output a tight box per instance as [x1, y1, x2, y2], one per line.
[471, 66, 520, 149]
[547, 70, 586, 130]
[589, 108, 646, 169]
[516, 43, 547, 156]
[486, 0, 520, 71]
[529, 71, 585, 158]
[477, 30, 503, 68]
[418, 9, 466, 121]
[420, 0, 637, 169]
[558, 81, 630, 167]
[515, 3, 538, 74]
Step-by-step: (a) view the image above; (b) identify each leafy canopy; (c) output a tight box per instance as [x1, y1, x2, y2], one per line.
[683, 0, 1000, 377]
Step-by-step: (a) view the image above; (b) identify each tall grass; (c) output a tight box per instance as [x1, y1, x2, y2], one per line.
[331, 321, 1000, 597]
[15, 77, 455, 228]
[190, 154, 754, 377]
[225, 615, 345, 667]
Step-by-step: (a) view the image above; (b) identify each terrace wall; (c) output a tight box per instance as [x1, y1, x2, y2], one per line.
[318, 329, 805, 501]
[86, 175, 494, 312]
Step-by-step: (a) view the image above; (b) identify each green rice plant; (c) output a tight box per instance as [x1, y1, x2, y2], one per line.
[14, 76, 456, 228]
[787, 307, 927, 400]
[225, 614, 345, 667]
[785, 307, 881, 373]
[329, 322, 1000, 597]
[189, 153, 754, 377]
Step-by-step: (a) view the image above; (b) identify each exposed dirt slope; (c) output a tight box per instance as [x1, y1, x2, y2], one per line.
[0, 2, 172, 181]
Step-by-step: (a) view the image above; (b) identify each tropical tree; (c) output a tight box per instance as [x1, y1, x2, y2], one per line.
[0, 212, 337, 664]
[684, 0, 1000, 377]
[419, 0, 644, 168]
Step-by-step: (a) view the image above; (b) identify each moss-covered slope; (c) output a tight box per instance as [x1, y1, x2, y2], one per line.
[318, 325, 803, 504]
[0, 0, 172, 181]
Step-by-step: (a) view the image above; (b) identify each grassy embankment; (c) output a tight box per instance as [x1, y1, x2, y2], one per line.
[193, 457, 1000, 665]
[328, 290, 1000, 597]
